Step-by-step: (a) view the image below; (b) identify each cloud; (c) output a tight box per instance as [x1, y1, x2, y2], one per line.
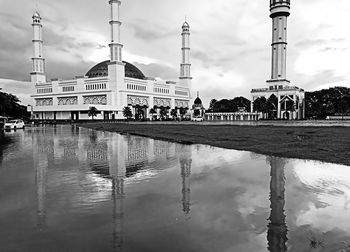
[0, 79, 32, 105]
[133, 62, 178, 80]
[2, 0, 350, 107]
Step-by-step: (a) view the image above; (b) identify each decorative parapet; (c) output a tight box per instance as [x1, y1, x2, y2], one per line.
[83, 95, 107, 105]
[175, 99, 189, 108]
[154, 97, 171, 107]
[175, 90, 189, 96]
[127, 95, 149, 107]
[35, 98, 53, 106]
[58, 96, 78, 106]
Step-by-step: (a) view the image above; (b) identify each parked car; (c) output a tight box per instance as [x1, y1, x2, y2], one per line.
[191, 117, 204, 122]
[4, 119, 25, 130]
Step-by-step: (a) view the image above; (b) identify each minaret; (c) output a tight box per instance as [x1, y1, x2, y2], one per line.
[109, 0, 123, 63]
[107, 0, 125, 104]
[31, 12, 46, 84]
[267, 0, 290, 89]
[267, 157, 288, 252]
[179, 21, 192, 89]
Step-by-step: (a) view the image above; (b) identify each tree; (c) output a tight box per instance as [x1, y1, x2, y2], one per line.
[0, 91, 30, 119]
[179, 107, 188, 119]
[159, 107, 168, 120]
[135, 105, 145, 120]
[209, 99, 217, 111]
[232, 97, 251, 112]
[170, 109, 178, 119]
[253, 97, 268, 114]
[149, 108, 156, 120]
[88, 106, 98, 120]
[123, 106, 132, 119]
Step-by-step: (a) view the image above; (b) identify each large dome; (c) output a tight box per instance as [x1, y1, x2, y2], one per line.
[86, 60, 146, 80]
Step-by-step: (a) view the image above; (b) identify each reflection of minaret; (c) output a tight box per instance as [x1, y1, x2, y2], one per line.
[179, 145, 192, 215]
[267, 157, 288, 252]
[33, 133, 48, 230]
[109, 134, 127, 251]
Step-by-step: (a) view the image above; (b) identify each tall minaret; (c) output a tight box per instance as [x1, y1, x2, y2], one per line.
[109, 0, 123, 62]
[179, 21, 192, 89]
[267, 0, 290, 89]
[108, 0, 126, 105]
[31, 12, 46, 84]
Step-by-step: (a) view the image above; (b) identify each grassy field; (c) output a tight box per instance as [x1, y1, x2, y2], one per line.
[80, 122, 350, 166]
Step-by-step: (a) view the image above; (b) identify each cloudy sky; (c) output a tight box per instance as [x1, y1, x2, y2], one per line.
[1, 0, 350, 106]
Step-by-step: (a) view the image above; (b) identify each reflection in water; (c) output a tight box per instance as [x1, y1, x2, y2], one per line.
[109, 134, 126, 251]
[179, 145, 192, 215]
[5, 125, 350, 251]
[33, 129, 48, 230]
[267, 157, 288, 252]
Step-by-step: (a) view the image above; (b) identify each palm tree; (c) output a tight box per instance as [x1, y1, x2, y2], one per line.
[123, 106, 132, 119]
[159, 107, 168, 120]
[170, 109, 178, 120]
[179, 107, 188, 120]
[149, 108, 157, 120]
[88, 106, 98, 120]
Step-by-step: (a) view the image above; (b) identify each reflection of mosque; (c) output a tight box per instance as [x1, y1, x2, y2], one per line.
[30, 126, 193, 250]
[267, 157, 288, 252]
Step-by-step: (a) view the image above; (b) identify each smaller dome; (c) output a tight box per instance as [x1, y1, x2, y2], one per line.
[194, 97, 202, 105]
[33, 12, 41, 18]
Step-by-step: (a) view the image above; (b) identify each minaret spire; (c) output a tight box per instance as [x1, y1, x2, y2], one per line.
[31, 11, 46, 84]
[267, 0, 291, 88]
[109, 0, 123, 62]
[180, 20, 192, 81]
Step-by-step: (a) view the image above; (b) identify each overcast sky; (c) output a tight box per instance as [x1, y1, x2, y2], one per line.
[1, 0, 350, 106]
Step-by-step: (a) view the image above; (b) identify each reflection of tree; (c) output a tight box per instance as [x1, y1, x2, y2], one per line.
[0, 131, 13, 167]
[267, 157, 288, 252]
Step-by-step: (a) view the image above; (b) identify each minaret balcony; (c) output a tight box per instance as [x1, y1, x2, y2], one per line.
[270, 0, 290, 7]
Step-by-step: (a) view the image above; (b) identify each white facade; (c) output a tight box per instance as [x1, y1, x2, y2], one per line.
[30, 1, 192, 121]
[251, 0, 305, 120]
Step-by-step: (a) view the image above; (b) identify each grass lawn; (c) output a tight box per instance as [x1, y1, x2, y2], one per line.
[79, 122, 350, 166]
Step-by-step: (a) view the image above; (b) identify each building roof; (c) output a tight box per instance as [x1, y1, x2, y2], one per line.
[86, 60, 146, 79]
[33, 12, 41, 18]
[194, 97, 202, 105]
[182, 21, 190, 28]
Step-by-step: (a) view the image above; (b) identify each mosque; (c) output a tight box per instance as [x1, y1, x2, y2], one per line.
[29, 0, 192, 121]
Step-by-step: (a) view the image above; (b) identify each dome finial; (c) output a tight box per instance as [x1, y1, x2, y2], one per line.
[33, 11, 41, 19]
[182, 17, 190, 29]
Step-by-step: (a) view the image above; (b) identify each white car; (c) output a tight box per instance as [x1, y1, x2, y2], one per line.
[191, 117, 204, 122]
[4, 120, 25, 130]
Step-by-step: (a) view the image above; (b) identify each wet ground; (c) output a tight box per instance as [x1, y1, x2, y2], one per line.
[1, 125, 350, 251]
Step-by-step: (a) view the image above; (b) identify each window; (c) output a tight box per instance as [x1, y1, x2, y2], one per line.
[63, 86, 74, 92]
[86, 83, 107, 91]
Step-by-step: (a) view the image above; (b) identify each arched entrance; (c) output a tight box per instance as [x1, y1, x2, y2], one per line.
[283, 111, 290, 120]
